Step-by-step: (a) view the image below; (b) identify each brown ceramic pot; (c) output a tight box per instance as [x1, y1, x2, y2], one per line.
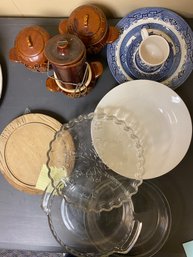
[44, 33, 103, 97]
[9, 26, 50, 72]
[59, 5, 119, 55]
[44, 33, 87, 90]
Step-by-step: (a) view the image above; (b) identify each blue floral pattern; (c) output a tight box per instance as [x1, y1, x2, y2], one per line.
[107, 7, 193, 89]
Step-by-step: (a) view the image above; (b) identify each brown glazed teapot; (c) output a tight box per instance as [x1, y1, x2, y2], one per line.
[44, 33, 103, 98]
[9, 26, 50, 72]
[59, 5, 119, 55]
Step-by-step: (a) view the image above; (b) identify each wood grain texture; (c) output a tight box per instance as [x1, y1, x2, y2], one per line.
[0, 113, 74, 194]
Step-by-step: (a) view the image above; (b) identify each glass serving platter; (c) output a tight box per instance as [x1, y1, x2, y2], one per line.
[45, 112, 145, 212]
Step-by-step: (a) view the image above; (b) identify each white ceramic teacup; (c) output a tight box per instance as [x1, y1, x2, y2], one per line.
[138, 28, 170, 70]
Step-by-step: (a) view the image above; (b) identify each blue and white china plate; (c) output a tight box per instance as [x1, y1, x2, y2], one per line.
[107, 8, 193, 89]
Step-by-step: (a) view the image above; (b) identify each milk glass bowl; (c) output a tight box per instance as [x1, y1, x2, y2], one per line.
[94, 80, 192, 179]
[45, 112, 145, 212]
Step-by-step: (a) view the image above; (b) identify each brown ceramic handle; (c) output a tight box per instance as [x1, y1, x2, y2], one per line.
[46, 77, 61, 92]
[106, 26, 120, 44]
[9, 48, 21, 63]
[59, 19, 68, 34]
[90, 61, 103, 79]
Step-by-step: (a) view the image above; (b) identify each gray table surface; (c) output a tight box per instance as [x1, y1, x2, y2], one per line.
[0, 17, 193, 256]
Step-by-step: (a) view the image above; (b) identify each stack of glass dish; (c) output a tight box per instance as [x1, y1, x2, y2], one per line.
[42, 112, 146, 256]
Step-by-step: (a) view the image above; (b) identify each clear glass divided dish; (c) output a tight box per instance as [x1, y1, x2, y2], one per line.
[45, 112, 145, 212]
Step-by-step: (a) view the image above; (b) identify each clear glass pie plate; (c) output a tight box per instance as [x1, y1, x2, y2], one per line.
[113, 181, 172, 257]
[42, 180, 142, 257]
[45, 112, 145, 212]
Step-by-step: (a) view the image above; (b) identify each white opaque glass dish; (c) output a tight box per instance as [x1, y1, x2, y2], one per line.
[93, 80, 192, 179]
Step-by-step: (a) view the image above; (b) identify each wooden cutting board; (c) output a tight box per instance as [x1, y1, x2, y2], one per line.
[0, 113, 74, 194]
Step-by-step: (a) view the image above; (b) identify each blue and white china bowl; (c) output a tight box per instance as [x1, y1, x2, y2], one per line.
[135, 50, 165, 73]
[107, 7, 193, 89]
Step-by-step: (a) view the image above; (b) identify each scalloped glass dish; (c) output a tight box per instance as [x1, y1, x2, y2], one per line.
[43, 112, 145, 256]
[91, 110, 145, 180]
[46, 112, 145, 212]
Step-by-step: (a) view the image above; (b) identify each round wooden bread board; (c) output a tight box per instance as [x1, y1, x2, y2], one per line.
[0, 113, 74, 194]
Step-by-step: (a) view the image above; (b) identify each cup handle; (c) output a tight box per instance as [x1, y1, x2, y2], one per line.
[106, 26, 120, 44]
[9, 48, 21, 63]
[141, 28, 149, 40]
[90, 61, 103, 79]
[58, 19, 68, 34]
[46, 77, 61, 92]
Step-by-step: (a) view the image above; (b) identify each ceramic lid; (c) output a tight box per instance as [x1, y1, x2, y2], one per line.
[66, 5, 108, 45]
[44, 33, 85, 66]
[15, 26, 50, 58]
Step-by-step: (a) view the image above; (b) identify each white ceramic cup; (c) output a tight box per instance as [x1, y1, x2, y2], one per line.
[139, 28, 170, 67]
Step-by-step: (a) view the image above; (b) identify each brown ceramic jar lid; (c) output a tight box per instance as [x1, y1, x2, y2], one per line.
[66, 5, 108, 46]
[15, 26, 49, 59]
[44, 34, 85, 66]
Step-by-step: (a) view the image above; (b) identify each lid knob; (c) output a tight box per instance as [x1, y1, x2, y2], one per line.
[57, 40, 69, 55]
[84, 14, 89, 27]
[26, 36, 33, 48]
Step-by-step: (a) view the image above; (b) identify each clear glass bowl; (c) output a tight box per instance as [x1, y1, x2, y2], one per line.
[113, 181, 172, 257]
[46, 112, 145, 212]
[42, 180, 142, 257]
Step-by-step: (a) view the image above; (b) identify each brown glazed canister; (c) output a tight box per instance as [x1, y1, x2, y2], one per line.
[44, 33, 87, 90]
[9, 26, 50, 72]
[59, 5, 119, 55]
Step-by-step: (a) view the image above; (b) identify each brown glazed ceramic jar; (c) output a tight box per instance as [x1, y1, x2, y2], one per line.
[44, 33, 103, 98]
[59, 5, 119, 55]
[9, 26, 50, 72]
[44, 33, 87, 90]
